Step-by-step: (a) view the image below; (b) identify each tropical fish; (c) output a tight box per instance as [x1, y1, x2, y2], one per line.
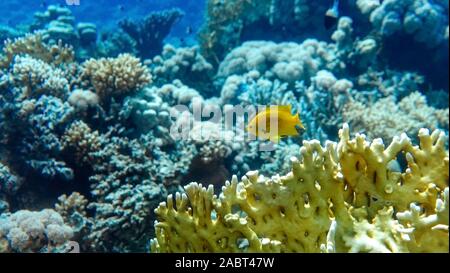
[324, 0, 340, 30]
[246, 105, 305, 143]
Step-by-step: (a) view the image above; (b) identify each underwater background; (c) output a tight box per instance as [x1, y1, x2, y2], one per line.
[0, 0, 448, 253]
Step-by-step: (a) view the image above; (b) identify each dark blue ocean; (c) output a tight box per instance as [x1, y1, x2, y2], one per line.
[1, 0, 204, 40]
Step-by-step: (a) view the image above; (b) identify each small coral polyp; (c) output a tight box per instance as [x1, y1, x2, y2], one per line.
[151, 124, 449, 253]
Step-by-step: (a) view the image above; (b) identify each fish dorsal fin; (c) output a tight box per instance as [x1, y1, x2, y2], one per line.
[277, 105, 292, 113]
[264, 105, 292, 114]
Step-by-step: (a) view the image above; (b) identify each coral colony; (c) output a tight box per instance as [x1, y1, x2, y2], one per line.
[0, 0, 448, 253]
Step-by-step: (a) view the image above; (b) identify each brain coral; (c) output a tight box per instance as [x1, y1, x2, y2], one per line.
[151, 124, 449, 253]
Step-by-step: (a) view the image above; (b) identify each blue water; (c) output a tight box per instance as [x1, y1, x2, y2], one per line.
[1, 0, 204, 39]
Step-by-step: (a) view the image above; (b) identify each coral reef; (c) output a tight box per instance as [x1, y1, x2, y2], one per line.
[365, 0, 448, 48]
[343, 92, 449, 141]
[119, 9, 184, 59]
[217, 40, 331, 84]
[81, 53, 152, 101]
[0, 32, 74, 69]
[151, 124, 449, 253]
[150, 45, 214, 95]
[199, 0, 329, 66]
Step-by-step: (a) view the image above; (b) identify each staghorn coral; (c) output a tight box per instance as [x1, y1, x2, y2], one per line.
[81, 53, 152, 100]
[343, 91, 449, 142]
[0, 209, 73, 253]
[151, 124, 449, 253]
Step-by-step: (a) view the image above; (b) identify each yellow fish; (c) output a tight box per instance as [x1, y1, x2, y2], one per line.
[246, 105, 305, 142]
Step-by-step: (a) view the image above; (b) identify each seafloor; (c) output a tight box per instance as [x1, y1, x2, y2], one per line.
[0, 0, 449, 253]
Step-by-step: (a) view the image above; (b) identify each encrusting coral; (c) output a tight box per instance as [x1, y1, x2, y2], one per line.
[150, 124, 449, 253]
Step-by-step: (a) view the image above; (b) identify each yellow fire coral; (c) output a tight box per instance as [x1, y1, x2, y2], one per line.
[81, 53, 152, 100]
[150, 124, 449, 253]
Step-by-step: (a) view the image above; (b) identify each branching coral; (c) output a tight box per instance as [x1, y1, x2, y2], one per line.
[81, 53, 152, 100]
[55, 192, 91, 237]
[119, 9, 184, 59]
[343, 91, 449, 141]
[62, 120, 102, 165]
[10, 55, 69, 99]
[0, 94, 75, 183]
[61, 126, 194, 252]
[0, 32, 74, 69]
[151, 124, 449, 253]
